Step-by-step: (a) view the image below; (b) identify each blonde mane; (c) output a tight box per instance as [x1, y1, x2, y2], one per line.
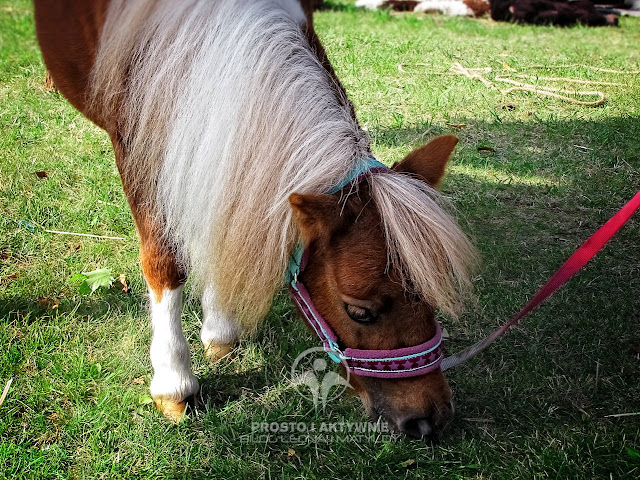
[90, 0, 475, 328]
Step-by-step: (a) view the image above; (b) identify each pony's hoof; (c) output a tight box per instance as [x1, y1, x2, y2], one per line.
[204, 342, 235, 363]
[154, 397, 187, 422]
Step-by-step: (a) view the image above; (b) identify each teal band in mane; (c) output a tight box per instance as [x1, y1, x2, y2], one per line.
[328, 157, 388, 193]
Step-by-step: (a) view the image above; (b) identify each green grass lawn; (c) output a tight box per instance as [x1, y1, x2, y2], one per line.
[1, 0, 639, 478]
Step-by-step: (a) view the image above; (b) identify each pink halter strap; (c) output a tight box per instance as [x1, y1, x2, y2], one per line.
[287, 248, 443, 378]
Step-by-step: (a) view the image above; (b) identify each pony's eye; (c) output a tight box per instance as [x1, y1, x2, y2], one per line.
[346, 304, 377, 323]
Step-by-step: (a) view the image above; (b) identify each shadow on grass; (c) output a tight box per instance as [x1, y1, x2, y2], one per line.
[371, 116, 639, 169]
[197, 368, 270, 408]
[0, 289, 141, 324]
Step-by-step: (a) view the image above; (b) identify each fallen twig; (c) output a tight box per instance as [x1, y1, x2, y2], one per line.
[513, 74, 620, 86]
[451, 62, 608, 107]
[517, 65, 640, 74]
[604, 412, 640, 418]
[495, 76, 606, 106]
[44, 229, 126, 241]
[0, 378, 13, 407]
[463, 417, 496, 423]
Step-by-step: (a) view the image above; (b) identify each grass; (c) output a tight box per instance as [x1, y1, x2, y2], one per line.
[1, 0, 639, 478]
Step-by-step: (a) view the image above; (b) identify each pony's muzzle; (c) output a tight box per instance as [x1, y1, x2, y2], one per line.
[397, 400, 455, 439]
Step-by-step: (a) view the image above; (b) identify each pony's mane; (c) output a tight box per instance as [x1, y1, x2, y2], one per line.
[369, 173, 476, 318]
[90, 0, 475, 328]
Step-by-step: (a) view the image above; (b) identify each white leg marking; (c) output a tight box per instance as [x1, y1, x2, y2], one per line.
[149, 286, 199, 402]
[200, 285, 242, 347]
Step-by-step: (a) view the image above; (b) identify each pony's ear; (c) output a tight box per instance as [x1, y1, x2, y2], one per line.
[289, 193, 341, 242]
[392, 135, 459, 187]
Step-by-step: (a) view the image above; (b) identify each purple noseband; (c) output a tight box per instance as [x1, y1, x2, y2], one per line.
[287, 159, 444, 378]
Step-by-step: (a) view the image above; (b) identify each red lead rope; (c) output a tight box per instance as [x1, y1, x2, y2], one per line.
[441, 190, 640, 371]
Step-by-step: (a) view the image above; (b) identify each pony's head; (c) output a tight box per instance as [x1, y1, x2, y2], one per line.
[289, 135, 475, 438]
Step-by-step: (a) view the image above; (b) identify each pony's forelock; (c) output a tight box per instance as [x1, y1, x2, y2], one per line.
[369, 173, 477, 318]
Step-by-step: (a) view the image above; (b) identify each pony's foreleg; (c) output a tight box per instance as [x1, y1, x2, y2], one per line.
[200, 286, 242, 362]
[138, 226, 199, 422]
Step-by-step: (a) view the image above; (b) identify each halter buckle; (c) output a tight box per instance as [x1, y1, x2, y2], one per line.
[325, 339, 344, 364]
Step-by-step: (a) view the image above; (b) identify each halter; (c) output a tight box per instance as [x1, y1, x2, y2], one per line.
[288, 161, 640, 377]
[286, 158, 444, 378]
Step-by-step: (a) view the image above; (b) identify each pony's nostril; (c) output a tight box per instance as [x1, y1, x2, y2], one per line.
[399, 403, 454, 438]
[400, 417, 433, 438]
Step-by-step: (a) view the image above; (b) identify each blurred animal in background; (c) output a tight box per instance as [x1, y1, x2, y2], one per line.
[355, 0, 490, 16]
[354, 0, 626, 24]
[490, 0, 619, 26]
